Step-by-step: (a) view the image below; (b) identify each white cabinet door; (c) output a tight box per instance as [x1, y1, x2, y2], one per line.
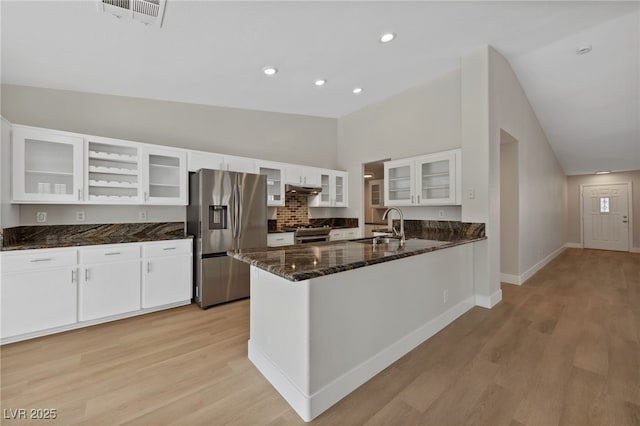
[142, 146, 188, 205]
[285, 165, 320, 186]
[79, 246, 141, 321]
[384, 159, 414, 206]
[333, 171, 348, 207]
[1, 247, 78, 339]
[223, 155, 255, 173]
[12, 125, 84, 203]
[141, 240, 192, 309]
[415, 150, 459, 205]
[187, 150, 225, 172]
[255, 161, 286, 207]
[369, 179, 384, 208]
[343, 227, 358, 240]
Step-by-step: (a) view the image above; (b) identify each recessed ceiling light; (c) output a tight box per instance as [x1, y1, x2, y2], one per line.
[379, 33, 396, 43]
[363, 173, 374, 178]
[595, 171, 611, 174]
[576, 45, 592, 55]
[314, 79, 326, 86]
[352, 87, 363, 94]
[262, 66, 278, 76]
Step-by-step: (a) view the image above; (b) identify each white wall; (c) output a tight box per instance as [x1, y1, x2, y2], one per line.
[500, 133, 519, 276]
[489, 47, 567, 278]
[337, 69, 463, 225]
[566, 171, 640, 250]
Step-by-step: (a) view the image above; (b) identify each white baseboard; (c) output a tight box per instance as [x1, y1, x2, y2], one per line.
[631, 247, 640, 253]
[475, 290, 502, 308]
[249, 295, 476, 422]
[564, 242, 583, 249]
[500, 273, 521, 285]
[1, 300, 192, 345]
[500, 245, 566, 288]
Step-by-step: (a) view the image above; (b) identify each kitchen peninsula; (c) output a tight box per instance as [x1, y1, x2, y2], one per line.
[229, 221, 486, 421]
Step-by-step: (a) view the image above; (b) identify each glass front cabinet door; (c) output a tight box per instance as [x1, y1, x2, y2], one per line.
[12, 126, 85, 203]
[141, 147, 187, 205]
[255, 161, 285, 207]
[415, 151, 458, 205]
[384, 159, 414, 206]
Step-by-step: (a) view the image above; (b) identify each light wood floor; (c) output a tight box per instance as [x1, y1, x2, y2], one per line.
[2, 248, 639, 425]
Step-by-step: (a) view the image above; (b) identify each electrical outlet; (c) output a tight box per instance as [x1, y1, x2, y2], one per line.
[139, 210, 148, 221]
[438, 210, 445, 218]
[443, 290, 449, 304]
[36, 211, 47, 223]
[76, 211, 85, 221]
[467, 188, 475, 200]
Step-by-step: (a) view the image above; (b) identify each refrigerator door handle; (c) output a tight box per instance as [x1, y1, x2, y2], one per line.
[232, 180, 241, 240]
[237, 179, 243, 240]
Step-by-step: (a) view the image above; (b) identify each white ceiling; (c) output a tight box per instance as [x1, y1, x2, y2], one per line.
[1, 1, 639, 175]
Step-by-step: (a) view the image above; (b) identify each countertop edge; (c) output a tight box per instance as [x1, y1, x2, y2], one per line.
[229, 236, 487, 282]
[1, 235, 194, 252]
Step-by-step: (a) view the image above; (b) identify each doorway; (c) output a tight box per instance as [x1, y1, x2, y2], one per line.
[582, 183, 631, 251]
[363, 159, 390, 237]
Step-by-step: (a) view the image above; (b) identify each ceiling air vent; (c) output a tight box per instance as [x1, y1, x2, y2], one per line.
[97, 0, 167, 27]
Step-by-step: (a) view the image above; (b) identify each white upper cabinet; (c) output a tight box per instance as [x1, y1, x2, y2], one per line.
[369, 179, 384, 208]
[285, 165, 320, 187]
[12, 125, 84, 203]
[309, 170, 348, 207]
[187, 150, 225, 172]
[141, 146, 188, 205]
[187, 150, 254, 174]
[384, 149, 461, 206]
[255, 160, 286, 207]
[85, 136, 142, 204]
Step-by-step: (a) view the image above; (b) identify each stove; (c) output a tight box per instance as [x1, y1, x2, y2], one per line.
[283, 224, 332, 244]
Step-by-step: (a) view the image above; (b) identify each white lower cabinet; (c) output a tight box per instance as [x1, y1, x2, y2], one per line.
[1, 248, 78, 339]
[142, 240, 192, 309]
[329, 228, 359, 241]
[1, 239, 193, 344]
[79, 245, 141, 321]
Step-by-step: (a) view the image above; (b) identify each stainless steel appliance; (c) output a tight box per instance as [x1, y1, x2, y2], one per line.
[283, 224, 332, 244]
[187, 169, 267, 308]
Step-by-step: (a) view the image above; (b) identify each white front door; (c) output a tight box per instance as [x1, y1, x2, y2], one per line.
[583, 184, 630, 251]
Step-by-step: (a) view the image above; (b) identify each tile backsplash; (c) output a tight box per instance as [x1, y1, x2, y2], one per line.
[276, 194, 310, 228]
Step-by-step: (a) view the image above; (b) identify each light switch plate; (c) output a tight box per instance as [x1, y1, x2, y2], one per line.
[76, 211, 85, 221]
[36, 212, 47, 223]
[139, 210, 148, 220]
[466, 188, 475, 200]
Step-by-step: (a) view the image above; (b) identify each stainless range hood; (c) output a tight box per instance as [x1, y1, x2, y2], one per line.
[285, 184, 322, 195]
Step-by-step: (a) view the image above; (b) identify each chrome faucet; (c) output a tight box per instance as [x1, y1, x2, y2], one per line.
[382, 207, 405, 247]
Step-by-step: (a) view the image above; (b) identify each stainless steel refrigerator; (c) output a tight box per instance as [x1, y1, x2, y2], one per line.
[187, 169, 267, 308]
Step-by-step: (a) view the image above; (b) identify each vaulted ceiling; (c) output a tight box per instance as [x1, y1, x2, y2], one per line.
[2, 1, 638, 175]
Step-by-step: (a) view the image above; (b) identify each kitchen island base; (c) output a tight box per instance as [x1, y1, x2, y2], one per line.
[247, 242, 481, 421]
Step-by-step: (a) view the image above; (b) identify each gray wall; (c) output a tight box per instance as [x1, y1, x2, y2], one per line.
[337, 69, 463, 224]
[566, 171, 640, 249]
[500, 133, 519, 276]
[1, 84, 338, 168]
[1, 84, 338, 226]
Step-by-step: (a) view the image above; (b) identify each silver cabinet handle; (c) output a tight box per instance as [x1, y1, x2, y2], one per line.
[30, 258, 52, 263]
[147, 262, 151, 273]
[275, 238, 284, 241]
[78, 189, 82, 200]
[104, 252, 121, 256]
[163, 247, 176, 251]
[144, 191, 149, 201]
[411, 195, 414, 204]
[85, 269, 89, 281]
[623, 220, 628, 223]
[72, 269, 77, 283]
[417, 195, 421, 203]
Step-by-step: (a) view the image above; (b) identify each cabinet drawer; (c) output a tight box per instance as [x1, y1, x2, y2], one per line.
[1, 248, 77, 273]
[80, 244, 140, 264]
[143, 240, 192, 258]
[344, 229, 358, 240]
[267, 233, 294, 247]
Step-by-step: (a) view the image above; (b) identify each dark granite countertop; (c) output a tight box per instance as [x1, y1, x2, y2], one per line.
[268, 229, 295, 234]
[229, 232, 486, 282]
[1, 223, 192, 251]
